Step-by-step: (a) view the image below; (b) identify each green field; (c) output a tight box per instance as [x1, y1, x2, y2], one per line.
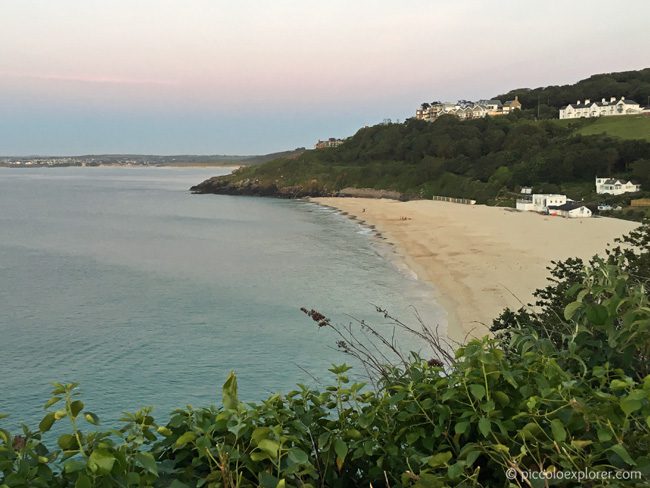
[562, 115, 650, 141]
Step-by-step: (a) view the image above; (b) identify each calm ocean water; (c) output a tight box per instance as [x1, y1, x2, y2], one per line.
[0, 167, 444, 429]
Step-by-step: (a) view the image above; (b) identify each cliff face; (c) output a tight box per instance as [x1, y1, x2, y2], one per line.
[189, 176, 333, 198]
[190, 176, 405, 200]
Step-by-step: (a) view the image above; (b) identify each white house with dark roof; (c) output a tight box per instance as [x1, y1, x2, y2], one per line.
[559, 97, 642, 119]
[595, 177, 641, 195]
[547, 202, 592, 218]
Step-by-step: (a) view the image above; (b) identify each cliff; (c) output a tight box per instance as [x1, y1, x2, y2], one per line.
[190, 175, 404, 200]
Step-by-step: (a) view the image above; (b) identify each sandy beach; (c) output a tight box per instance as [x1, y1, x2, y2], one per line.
[312, 198, 639, 342]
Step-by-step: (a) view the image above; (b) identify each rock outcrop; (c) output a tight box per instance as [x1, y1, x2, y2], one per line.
[190, 177, 407, 200]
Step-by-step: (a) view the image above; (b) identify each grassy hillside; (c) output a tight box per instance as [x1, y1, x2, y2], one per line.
[570, 115, 650, 142]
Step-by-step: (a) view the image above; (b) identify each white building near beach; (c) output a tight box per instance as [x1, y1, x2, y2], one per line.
[548, 202, 592, 218]
[516, 194, 567, 213]
[595, 177, 641, 195]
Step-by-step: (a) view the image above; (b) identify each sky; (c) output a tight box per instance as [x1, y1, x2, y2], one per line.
[1, 0, 649, 155]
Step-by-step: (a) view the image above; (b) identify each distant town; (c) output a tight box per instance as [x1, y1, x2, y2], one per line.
[0, 154, 249, 168]
[0, 150, 308, 168]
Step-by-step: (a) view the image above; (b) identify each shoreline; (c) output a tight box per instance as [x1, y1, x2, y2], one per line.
[311, 197, 639, 343]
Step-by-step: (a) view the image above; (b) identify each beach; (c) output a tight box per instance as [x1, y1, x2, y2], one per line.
[312, 197, 640, 342]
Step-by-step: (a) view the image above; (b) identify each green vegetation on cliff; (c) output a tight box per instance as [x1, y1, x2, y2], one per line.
[194, 114, 650, 206]
[2, 225, 650, 487]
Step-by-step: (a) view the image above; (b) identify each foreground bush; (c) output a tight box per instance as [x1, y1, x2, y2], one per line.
[2, 236, 650, 487]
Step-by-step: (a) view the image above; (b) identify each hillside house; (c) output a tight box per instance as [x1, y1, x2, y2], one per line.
[595, 177, 641, 195]
[559, 97, 642, 119]
[415, 97, 520, 122]
[315, 138, 345, 149]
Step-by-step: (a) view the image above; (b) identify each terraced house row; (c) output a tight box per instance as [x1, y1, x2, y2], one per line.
[559, 97, 649, 119]
[415, 97, 521, 122]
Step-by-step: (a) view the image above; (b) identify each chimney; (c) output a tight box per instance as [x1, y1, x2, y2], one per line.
[602, 98, 606, 103]
[577, 100, 581, 105]
[622, 96, 625, 101]
[585, 99, 590, 104]
[610, 97, 616, 102]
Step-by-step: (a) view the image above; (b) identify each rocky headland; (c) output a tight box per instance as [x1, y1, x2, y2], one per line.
[190, 175, 404, 200]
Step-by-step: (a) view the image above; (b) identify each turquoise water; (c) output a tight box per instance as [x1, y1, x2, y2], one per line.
[0, 167, 444, 429]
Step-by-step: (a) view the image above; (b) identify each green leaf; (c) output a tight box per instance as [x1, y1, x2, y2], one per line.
[334, 438, 348, 470]
[58, 434, 78, 450]
[597, 428, 612, 442]
[252, 427, 271, 445]
[620, 397, 642, 416]
[88, 449, 116, 475]
[175, 431, 197, 448]
[427, 451, 452, 468]
[610, 379, 630, 390]
[44, 397, 62, 409]
[571, 439, 592, 449]
[135, 452, 158, 475]
[258, 439, 280, 458]
[258, 471, 279, 488]
[550, 419, 566, 442]
[493, 391, 509, 407]
[447, 461, 465, 481]
[465, 449, 480, 466]
[64, 459, 86, 474]
[610, 444, 636, 466]
[250, 450, 269, 461]
[469, 384, 486, 401]
[222, 371, 239, 410]
[39, 413, 56, 433]
[334, 438, 348, 460]
[169, 481, 190, 488]
[75, 473, 92, 488]
[157, 426, 172, 436]
[84, 412, 99, 425]
[478, 417, 491, 437]
[287, 447, 309, 465]
[455, 421, 470, 435]
[70, 400, 84, 418]
[564, 301, 582, 320]
[586, 304, 609, 325]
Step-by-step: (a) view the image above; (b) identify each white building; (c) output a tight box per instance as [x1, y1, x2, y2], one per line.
[516, 194, 567, 212]
[548, 202, 592, 218]
[595, 177, 641, 195]
[559, 97, 642, 119]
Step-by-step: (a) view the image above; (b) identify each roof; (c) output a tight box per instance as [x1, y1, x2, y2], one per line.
[478, 99, 502, 106]
[601, 178, 640, 186]
[548, 202, 589, 211]
[562, 98, 640, 110]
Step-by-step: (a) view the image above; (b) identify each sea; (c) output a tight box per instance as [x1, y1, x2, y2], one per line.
[0, 167, 445, 430]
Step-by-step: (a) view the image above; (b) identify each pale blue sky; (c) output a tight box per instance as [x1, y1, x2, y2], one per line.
[1, 0, 648, 155]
